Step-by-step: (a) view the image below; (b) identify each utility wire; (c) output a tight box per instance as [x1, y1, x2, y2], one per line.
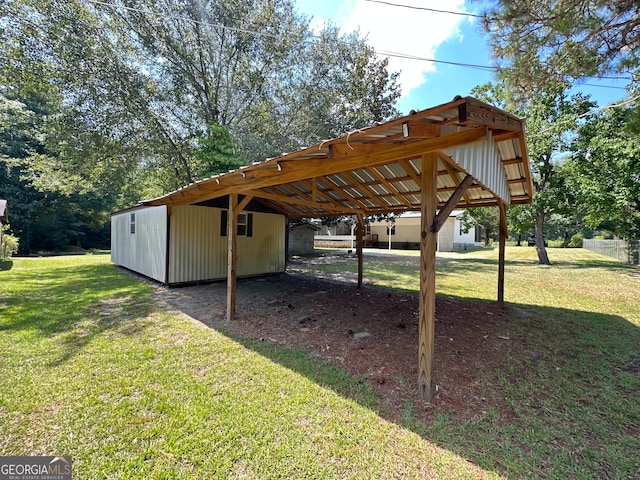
[377, 50, 630, 87]
[364, 0, 483, 18]
[84, 0, 633, 88]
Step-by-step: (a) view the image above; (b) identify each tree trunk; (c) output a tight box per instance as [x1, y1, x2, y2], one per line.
[516, 234, 522, 246]
[535, 209, 551, 265]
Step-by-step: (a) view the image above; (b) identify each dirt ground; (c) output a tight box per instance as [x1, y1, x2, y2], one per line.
[153, 252, 527, 424]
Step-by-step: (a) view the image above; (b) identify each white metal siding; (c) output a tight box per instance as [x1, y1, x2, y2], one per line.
[168, 205, 285, 284]
[437, 217, 455, 252]
[111, 206, 167, 282]
[453, 217, 481, 246]
[443, 133, 511, 204]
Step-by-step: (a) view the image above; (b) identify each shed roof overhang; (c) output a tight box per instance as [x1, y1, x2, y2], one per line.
[142, 96, 533, 217]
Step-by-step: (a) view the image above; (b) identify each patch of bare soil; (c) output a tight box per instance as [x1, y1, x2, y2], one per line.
[153, 255, 527, 424]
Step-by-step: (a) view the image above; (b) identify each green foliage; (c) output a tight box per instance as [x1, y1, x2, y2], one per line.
[506, 204, 534, 244]
[460, 207, 499, 246]
[472, 82, 595, 264]
[0, 90, 117, 253]
[1, 225, 19, 259]
[568, 233, 584, 248]
[0, 0, 401, 253]
[193, 123, 245, 178]
[1, 0, 400, 187]
[568, 102, 640, 243]
[483, 0, 639, 96]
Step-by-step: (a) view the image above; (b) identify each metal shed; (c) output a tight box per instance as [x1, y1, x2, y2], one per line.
[129, 96, 533, 401]
[288, 222, 321, 256]
[111, 200, 286, 285]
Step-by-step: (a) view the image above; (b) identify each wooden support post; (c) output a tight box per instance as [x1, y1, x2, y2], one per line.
[356, 214, 364, 288]
[226, 194, 238, 321]
[498, 200, 508, 304]
[419, 153, 438, 402]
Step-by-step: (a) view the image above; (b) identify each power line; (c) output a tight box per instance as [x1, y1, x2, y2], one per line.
[377, 51, 631, 87]
[84, 0, 633, 89]
[377, 50, 495, 71]
[364, 0, 483, 18]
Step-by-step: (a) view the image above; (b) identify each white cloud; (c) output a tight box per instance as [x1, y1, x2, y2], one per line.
[337, 0, 469, 98]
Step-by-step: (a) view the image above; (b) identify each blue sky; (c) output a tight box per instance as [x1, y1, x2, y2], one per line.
[294, 0, 630, 115]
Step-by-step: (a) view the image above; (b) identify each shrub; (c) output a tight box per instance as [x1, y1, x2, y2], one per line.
[1, 225, 19, 259]
[568, 233, 583, 248]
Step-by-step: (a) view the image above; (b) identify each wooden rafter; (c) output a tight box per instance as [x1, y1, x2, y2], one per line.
[437, 152, 473, 205]
[368, 166, 413, 209]
[245, 190, 363, 216]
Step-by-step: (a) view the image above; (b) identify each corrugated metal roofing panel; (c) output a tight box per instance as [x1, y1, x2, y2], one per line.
[327, 174, 349, 187]
[377, 163, 407, 179]
[326, 190, 346, 201]
[395, 179, 420, 193]
[352, 169, 376, 183]
[438, 175, 457, 189]
[361, 198, 380, 208]
[443, 135, 510, 204]
[406, 194, 421, 205]
[368, 184, 391, 196]
[275, 185, 295, 195]
[382, 196, 403, 207]
[291, 182, 310, 193]
[345, 187, 365, 199]
[496, 139, 517, 162]
[407, 158, 422, 175]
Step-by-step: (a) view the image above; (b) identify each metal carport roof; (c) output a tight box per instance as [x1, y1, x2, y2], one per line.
[139, 96, 532, 402]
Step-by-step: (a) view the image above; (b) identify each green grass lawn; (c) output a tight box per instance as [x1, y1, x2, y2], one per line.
[1, 249, 639, 479]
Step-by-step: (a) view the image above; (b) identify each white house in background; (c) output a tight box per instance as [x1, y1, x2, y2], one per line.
[314, 211, 481, 252]
[371, 210, 482, 251]
[111, 196, 286, 285]
[0, 199, 8, 252]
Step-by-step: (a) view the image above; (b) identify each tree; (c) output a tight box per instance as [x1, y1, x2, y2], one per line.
[1, 0, 401, 252]
[192, 123, 245, 179]
[460, 207, 499, 247]
[483, 0, 639, 95]
[568, 101, 640, 262]
[472, 82, 593, 264]
[506, 204, 534, 246]
[0, 89, 126, 253]
[1, 0, 401, 191]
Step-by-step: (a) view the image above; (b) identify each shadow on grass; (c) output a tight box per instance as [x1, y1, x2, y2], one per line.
[198, 275, 640, 479]
[0, 262, 154, 365]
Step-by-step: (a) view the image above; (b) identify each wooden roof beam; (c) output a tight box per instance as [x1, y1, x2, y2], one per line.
[437, 152, 473, 204]
[160, 127, 489, 206]
[244, 190, 364, 215]
[459, 98, 523, 132]
[368, 167, 413, 209]
[432, 175, 474, 232]
[338, 171, 389, 210]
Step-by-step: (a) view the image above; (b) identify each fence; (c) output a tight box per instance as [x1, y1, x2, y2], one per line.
[582, 239, 639, 264]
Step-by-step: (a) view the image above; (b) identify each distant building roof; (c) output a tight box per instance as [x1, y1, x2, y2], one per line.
[289, 222, 320, 231]
[0, 200, 7, 225]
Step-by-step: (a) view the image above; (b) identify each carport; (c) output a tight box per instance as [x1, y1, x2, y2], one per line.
[143, 96, 533, 401]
